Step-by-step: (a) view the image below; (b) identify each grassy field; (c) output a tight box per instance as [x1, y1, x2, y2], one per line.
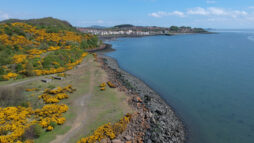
[0, 54, 132, 143]
[69, 59, 132, 143]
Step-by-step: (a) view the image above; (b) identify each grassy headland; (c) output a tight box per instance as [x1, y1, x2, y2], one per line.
[0, 18, 132, 143]
[0, 17, 99, 81]
[0, 17, 186, 143]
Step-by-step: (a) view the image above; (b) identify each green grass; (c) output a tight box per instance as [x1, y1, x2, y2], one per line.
[1, 55, 131, 143]
[0, 76, 34, 86]
[34, 56, 92, 143]
[71, 67, 130, 143]
[71, 88, 127, 143]
[34, 125, 71, 143]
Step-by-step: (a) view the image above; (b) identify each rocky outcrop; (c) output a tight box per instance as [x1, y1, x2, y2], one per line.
[99, 55, 185, 143]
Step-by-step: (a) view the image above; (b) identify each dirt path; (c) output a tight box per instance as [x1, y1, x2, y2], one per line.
[0, 76, 43, 87]
[51, 60, 96, 143]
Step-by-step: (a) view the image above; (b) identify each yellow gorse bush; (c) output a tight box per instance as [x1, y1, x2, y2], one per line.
[48, 46, 61, 51]
[0, 103, 69, 142]
[39, 85, 75, 104]
[2, 73, 18, 80]
[0, 104, 69, 142]
[0, 22, 95, 81]
[0, 106, 34, 143]
[27, 49, 46, 55]
[77, 114, 132, 143]
[35, 104, 69, 128]
[100, 82, 106, 87]
[32, 52, 88, 76]
[107, 81, 116, 88]
[100, 82, 106, 91]
[0, 85, 75, 142]
[12, 54, 27, 64]
[25, 88, 38, 92]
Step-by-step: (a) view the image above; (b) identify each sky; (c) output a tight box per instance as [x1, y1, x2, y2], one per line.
[0, 0, 254, 28]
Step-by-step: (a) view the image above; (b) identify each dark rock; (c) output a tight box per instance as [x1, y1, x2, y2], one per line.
[99, 55, 185, 143]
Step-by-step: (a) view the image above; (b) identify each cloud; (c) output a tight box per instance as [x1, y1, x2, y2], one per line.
[149, 11, 185, 18]
[187, 7, 248, 17]
[149, 6, 254, 28]
[96, 20, 104, 24]
[148, 6, 252, 27]
[206, 0, 216, 4]
[187, 7, 210, 15]
[0, 11, 10, 20]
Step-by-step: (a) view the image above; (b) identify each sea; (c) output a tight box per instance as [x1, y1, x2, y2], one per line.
[106, 30, 254, 143]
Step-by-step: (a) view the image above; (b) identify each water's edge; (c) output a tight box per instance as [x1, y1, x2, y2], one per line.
[99, 54, 186, 143]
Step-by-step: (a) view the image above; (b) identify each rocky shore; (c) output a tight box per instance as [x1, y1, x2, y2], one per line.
[99, 54, 185, 143]
[86, 43, 114, 52]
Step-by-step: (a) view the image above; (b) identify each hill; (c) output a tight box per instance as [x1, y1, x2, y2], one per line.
[0, 17, 77, 32]
[113, 24, 134, 28]
[0, 17, 100, 81]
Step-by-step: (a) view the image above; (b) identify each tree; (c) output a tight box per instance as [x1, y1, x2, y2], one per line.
[25, 61, 34, 76]
[170, 26, 179, 31]
[23, 124, 43, 139]
[80, 40, 89, 49]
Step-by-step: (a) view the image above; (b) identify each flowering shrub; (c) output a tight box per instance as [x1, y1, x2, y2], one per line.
[27, 49, 46, 55]
[100, 82, 106, 87]
[57, 73, 65, 77]
[77, 114, 132, 143]
[12, 54, 27, 64]
[35, 104, 69, 129]
[47, 126, 53, 131]
[2, 72, 18, 80]
[25, 88, 38, 92]
[32, 52, 88, 76]
[100, 87, 106, 91]
[0, 85, 76, 142]
[39, 85, 75, 104]
[107, 81, 116, 88]
[100, 82, 106, 91]
[48, 46, 61, 51]
[0, 106, 35, 143]
[0, 104, 69, 142]
[0, 22, 98, 80]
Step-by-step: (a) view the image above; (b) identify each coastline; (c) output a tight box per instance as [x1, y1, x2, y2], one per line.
[98, 54, 185, 143]
[98, 31, 215, 42]
[86, 43, 115, 52]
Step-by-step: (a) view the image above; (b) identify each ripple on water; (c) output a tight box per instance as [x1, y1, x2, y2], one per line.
[248, 36, 254, 42]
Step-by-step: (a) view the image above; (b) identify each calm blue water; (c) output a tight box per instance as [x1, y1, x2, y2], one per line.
[106, 31, 254, 143]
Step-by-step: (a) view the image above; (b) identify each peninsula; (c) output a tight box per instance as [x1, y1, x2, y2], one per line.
[78, 24, 208, 40]
[0, 17, 186, 143]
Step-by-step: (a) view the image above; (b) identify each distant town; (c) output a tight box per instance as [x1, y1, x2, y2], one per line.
[78, 24, 208, 38]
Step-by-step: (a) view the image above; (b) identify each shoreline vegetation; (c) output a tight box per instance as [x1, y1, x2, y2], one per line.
[0, 17, 209, 143]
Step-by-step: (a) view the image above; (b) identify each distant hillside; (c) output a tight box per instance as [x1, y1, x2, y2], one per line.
[79, 24, 209, 37]
[0, 17, 77, 32]
[108, 24, 207, 33]
[114, 24, 134, 28]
